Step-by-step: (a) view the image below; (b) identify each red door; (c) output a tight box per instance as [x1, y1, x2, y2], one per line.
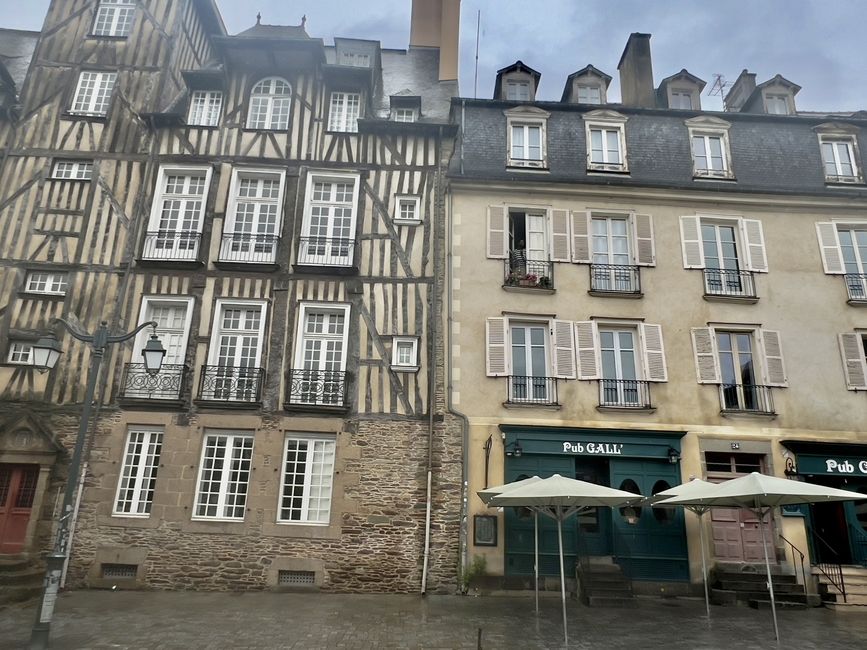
[0, 465, 40, 554]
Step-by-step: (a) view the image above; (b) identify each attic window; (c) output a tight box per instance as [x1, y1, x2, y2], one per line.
[670, 89, 694, 110]
[392, 108, 417, 123]
[340, 52, 370, 68]
[577, 85, 602, 105]
[765, 94, 791, 115]
[506, 81, 531, 102]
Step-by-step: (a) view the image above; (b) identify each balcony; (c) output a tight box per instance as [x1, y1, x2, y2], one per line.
[703, 269, 757, 301]
[503, 259, 554, 292]
[718, 383, 775, 416]
[597, 379, 653, 410]
[589, 264, 641, 296]
[285, 369, 348, 410]
[505, 375, 559, 407]
[119, 363, 186, 406]
[197, 365, 264, 405]
[140, 231, 202, 266]
[295, 237, 356, 272]
[845, 274, 867, 304]
[217, 233, 279, 268]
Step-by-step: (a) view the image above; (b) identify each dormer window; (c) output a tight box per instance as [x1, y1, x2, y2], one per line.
[686, 116, 734, 180]
[577, 85, 602, 104]
[246, 77, 291, 130]
[815, 123, 863, 185]
[765, 94, 790, 115]
[562, 66, 612, 105]
[341, 52, 370, 67]
[659, 70, 705, 111]
[583, 110, 628, 173]
[505, 106, 549, 169]
[670, 90, 694, 110]
[495, 61, 541, 103]
[506, 81, 530, 101]
[392, 108, 417, 123]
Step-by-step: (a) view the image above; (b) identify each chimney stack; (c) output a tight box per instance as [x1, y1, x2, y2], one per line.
[410, 0, 461, 82]
[723, 69, 756, 112]
[617, 33, 655, 108]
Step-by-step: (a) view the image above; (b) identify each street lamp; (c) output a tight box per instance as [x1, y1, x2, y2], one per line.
[29, 319, 164, 649]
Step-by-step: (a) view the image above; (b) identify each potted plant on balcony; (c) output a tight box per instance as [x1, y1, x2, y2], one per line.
[539, 276, 552, 289]
[518, 274, 538, 287]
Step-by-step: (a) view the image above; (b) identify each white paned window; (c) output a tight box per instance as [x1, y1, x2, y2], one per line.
[144, 166, 210, 261]
[680, 214, 767, 282]
[691, 326, 786, 394]
[70, 71, 117, 116]
[328, 92, 361, 132]
[246, 77, 292, 130]
[298, 173, 358, 266]
[25, 272, 68, 295]
[92, 0, 136, 37]
[391, 337, 419, 370]
[221, 169, 284, 263]
[577, 85, 601, 104]
[340, 52, 370, 67]
[290, 303, 350, 406]
[113, 429, 163, 516]
[205, 301, 266, 402]
[671, 90, 694, 109]
[584, 113, 629, 172]
[392, 108, 417, 123]
[193, 432, 254, 520]
[765, 94, 790, 115]
[7, 342, 33, 365]
[599, 327, 641, 406]
[278, 436, 336, 524]
[395, 195, 421, 223]
[506, 107, 549, 169]
[506, 81, 530, 101]
[821, 137, 860, 182]
[692, 135, 727, 175]
[52, 160, 93, 180]
[511, 124, 543, 162]
[589, 128, 622, 166]
[188, 90, 223, 127]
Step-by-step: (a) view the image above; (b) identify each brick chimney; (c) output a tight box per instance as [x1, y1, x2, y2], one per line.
[723, 69, 757, 112]
[617, 33, 655, 108]
[410, 0, 461, 82]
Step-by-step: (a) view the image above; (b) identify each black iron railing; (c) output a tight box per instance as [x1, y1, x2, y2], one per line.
[198, 365, 265, 402]
[218, 233, 279, 263]
[718, 383, 774, 414]
[597, 379, 652, 408]
[506, 375, 558, 406]
[779, 534, 808, 600]
[119, 363, 186, 400]
[286, 369, 347, 407]
[845, 274, 867, 301]
[850, 523, 867, 568]
[589, 264, 640, 294]
[504, 259, 554, 290]
[141, 231, 201, 261]
[814, 529, 847, 603]
[296, 237, 355, 267]
[703, 268, 756, 298]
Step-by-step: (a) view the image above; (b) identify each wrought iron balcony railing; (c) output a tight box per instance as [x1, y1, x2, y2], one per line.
[506, 375, 558, 406]
[718, 383, 775, 415]
[503, 259, 554, 290]
[218, 233, 279, 264]
[590, 264, 640, 294]
[597, 379, 652, 409]
[198, 365, 265, 403]
[119, 363, 186, 400]
[296, 237, 355, 267]
[703, 268, 756, 298]
[286, 369, 347, 407]
[141, 231, 201, 262]
[845, 274, 867, 301]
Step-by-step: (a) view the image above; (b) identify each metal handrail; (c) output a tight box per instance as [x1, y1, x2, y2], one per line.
[778, 534, 808, 599]
[718, 383, 775, 415]
[703, 268, 756, 298]
[844, 273, 867, 301]
[506, 376, 559, 406]
[812, 529, 847, 603]
[597, 379, 652, 409]
[589, 264, 641, 294]
[503, 259, 554, 290]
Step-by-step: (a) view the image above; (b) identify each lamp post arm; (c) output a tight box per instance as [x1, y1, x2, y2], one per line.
[50, 317, 95, 344]
[106, 320, 158, 344]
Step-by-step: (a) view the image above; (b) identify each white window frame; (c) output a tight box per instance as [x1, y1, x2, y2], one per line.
[112, 427, 163, 517]
[6, 342, 33, 365]
[192, 431, 255, 521]
[188, 90, 223, 127]
[391, 336, 419, 371]
[686, 117, 734, 179]
[92, 0, 136, 37]
[298, 171, 359, 267]
[277, 434, 337, 525]
[144, 164, 212, 261]
[52, 160, 93, 180]
[394, 194, 421, 225]
[206, 299, 268, 369]
[133, 296, 194, 367]
[576, 84, 603, 105]
[328, 91, 362, 133]
[680, 213, 768, 275]
[670, 89, 695, 110]
[839, 331, 867, 391]
[340, 51, 370, 67]
[392, 107, 417, 123]
[220, 167, 285, 264]
[691, 325, 786, 388]
[583, 110, 629, 173]
[505, 106, 549, 169]
[70, 71, 117, 116]
[246, 77, 292, 130]
[505, 79, 531, 102]
[764, 93, 792, 115]
[819, 135, 862, 184]
[25, 271, 68, 295]
[292, 302, 351, 376]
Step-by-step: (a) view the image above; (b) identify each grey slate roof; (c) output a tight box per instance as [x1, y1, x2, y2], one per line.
[0, 28, 39, 92]
[377, 48, 456, 121]
[449, 98, 867, 197]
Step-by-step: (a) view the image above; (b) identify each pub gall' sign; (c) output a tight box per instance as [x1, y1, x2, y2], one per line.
[563, 442, 624, 455]
[826, 459, 867, 475]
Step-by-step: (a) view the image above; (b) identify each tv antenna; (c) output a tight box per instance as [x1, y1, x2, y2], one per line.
[473, 10, 481, 99]
[707, 73, 730, 98]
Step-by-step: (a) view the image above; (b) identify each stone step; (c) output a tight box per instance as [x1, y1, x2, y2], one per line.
[816, 574, 867, 588]
[0, 566, 44, 586]
[749, 599, 810, 610]
[583, 584, 633, 596]
[736, 591, 810, 604]
[715, 571, 798, 585]
[585, 595, 634, 607]
[717, 580, 806, 594]
[825, 601, 867, 611]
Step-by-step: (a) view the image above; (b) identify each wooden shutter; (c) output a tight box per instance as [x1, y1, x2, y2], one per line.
[690, 327, 720, 383]
[633, 213, 656, 266]
[760, 329, 787, 387]
[741, 218, 768, 273]
[680, 216, 705, 268]
[816, 222, 845, 274]
[552, 320, 576, 379]
[839, 333, 867, 390]
[571, 210, 591, 263]
[640, 323, 668, 382]
[550, 209, 571, 262]
[574, 321, 599, 380]
[485, 317, 508, 377]
[486, 206, 508, 259]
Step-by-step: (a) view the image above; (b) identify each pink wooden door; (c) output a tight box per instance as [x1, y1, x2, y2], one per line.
[0, 465, 39, 554]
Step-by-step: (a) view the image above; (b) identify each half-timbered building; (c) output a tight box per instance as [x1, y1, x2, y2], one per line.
[0, 0, 462, 595]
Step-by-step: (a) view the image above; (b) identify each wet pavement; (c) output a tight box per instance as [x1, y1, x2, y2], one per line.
[2, 590, 867, 649]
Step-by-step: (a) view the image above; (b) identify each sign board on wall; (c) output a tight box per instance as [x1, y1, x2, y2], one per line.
[797, 455, 867, 477]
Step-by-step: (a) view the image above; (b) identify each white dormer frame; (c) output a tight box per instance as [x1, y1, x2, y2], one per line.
[762, 84, 796, 115]
[583, 109, 629, 173]
[572, 72, 608, 105]
[505, 106, 549, 170]
[814, 123, 863, 185]
[502, 71, 536, 102]
[669, 87, 698, 110]
[685, 116, 735, 180]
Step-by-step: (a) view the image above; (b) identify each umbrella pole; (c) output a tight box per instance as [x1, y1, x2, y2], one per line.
[698, 510, 711, 620]
[534, 510, 539, 616]
[557, 509, 568, 646]
[758, 507, 780, 642]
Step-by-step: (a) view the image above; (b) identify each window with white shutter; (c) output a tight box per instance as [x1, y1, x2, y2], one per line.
[485, 317, 507, 377]
[816, 222, 867, 301]
[552, 320, 576, 379]
[839, 333, 867, 391]
[575, 321, 600, 380]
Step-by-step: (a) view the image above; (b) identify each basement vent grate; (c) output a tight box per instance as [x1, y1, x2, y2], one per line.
[278, 570, 315, 586]
[101, 563, 137, 579]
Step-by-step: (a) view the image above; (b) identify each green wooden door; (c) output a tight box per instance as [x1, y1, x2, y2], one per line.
[573, 458, 612, 556]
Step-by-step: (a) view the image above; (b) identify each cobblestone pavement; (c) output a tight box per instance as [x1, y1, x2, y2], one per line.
[2, 591, 867, 649]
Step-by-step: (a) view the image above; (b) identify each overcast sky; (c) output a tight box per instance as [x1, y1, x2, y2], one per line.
[2, 0, 865, 112]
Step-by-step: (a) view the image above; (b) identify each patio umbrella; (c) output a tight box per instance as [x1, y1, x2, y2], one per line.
[477, 476, 543, 614]
[651, 478, 718, 619]
[486, 474, 639, 646]
[656, 472, 866, 642]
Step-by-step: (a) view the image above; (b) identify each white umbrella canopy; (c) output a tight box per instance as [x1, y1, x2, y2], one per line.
[477, 475, 542, 505]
